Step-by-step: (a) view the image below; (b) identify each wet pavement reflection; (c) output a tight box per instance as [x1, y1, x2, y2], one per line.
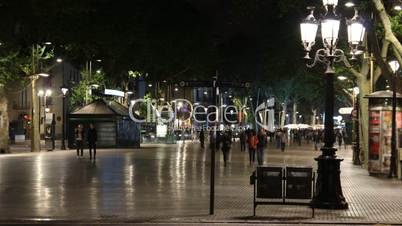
[0, 142, 216, 219]
[2, 141, 401, 223]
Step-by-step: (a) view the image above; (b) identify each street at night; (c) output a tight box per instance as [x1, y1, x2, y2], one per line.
[0, 0, 402, 225]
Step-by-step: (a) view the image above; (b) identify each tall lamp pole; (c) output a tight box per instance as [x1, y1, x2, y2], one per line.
[352, 86, 361, 165]
[300, 0, 366, 209]
[61, 86, 69, 150]
[388, 60, 400, 178]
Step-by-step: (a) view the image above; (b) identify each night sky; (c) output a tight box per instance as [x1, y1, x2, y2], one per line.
[0, 0, 318, 82]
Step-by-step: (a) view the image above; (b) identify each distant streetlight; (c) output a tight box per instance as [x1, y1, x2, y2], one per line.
[148, 84, 153, 87]
[60, 86, 69, 150]
[393, 1, 402, 11]
[337, 76, 347, 80]
[174, 87, 179, 92]
[388, 60, 400, 178]
[299, 0, 365, 209]
[38, 73, 49, 77]
[344, 1, 355, 7]
[96, 69, 101, 74]
[56, 58, 63, 63]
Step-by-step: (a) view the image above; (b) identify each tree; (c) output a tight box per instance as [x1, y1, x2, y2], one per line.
[69, 69, 106, 111]
[344, 0, 402, 165]
[0, 51, 23, 153]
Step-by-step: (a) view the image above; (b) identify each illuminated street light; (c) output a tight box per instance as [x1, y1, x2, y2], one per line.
[345, 1, 355, 7]
[299, 0, 366, 209]
[337, 76, 347, 80]
[388, 60, 400, 178]
[38, 90, 44, 97]
[38, 73, 49, 77]
[60, 86, 69, 150]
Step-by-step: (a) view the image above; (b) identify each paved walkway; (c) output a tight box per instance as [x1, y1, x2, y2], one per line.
[1, 141, 402, 225]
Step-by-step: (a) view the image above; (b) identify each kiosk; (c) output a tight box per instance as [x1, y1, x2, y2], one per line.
[365, 90, 402, 178]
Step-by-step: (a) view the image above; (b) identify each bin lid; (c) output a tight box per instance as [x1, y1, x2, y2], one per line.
[364, 90, 402, 99]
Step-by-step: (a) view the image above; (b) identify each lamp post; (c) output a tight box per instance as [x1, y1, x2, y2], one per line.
[388, 60, 400, 178]
[60, 86, 69, 150]
[300, 0, 366, 209]
[352, 86, 361, 165]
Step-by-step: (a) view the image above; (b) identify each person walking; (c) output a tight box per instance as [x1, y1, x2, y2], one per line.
[221, 131, 232, 167]
[75, 124, 84, 158]
[280, 129, 287, 152]
[199, 128, 205, 149]
[275, 129, 281, 149]
[87, 123, 97, 160]
[313, 130, 320, 151]
[248, 130, 258, 166]
[336, 130, 343, 149]
[239, 129, 246, 152]
[257, 128, 267, 166]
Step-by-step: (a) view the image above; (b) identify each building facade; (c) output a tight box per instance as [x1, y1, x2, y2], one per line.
[7, 62, 80, 140]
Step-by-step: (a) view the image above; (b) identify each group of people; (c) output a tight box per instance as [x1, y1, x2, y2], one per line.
[243, 128, 268, 166]
[202, 127, 269, 167]
[74, 123, 98, 160]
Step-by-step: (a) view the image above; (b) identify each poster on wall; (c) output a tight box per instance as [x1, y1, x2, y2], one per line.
[369, 111, 381, 172]
[369, 111, 380, 161]
[381, 111, 392, 173]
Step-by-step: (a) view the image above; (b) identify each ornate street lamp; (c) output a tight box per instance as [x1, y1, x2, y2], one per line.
[300, 3, 366, 209]
[60, 86, 69, 150]
[347, 9, 366, 60]
[388, 60, 400, 178]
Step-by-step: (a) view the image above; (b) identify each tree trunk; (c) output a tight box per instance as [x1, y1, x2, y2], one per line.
[0, 89, 9, 153]
[31, 78, 41, 152]
[123, 82, 129, 107]
[357, 78, 371, 167]
[292, 101, 297, 124]
[280, 101, 287, 128]
[312, 109, 317, 126]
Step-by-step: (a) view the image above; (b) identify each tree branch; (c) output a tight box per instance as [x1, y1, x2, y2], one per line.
[373, 39, 391, 84]
[372, 0, 402, 56]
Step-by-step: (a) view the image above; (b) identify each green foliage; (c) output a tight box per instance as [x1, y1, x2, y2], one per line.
[69, 69, 106, 110]
[20, 45, 54, 76]
[128, 70, 143, 79]
[0, 45, 53, 91]
[390, 11, 402, 36]
[0, 51, 22, 86]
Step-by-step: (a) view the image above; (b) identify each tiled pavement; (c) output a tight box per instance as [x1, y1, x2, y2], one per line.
[1, 141, 402, 225]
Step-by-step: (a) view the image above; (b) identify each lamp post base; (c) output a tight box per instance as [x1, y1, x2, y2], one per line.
[311, 147, 349, 209]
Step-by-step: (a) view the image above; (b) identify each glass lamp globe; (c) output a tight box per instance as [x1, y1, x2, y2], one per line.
[322, 0, 338, 6]
[389, 60, 400, 74]
[347, 10, 365, 46]
[321, 18, 340, 49]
